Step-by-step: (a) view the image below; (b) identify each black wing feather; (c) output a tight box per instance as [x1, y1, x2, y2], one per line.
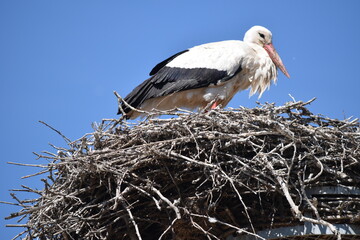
[118, 47, 243, 115]
[119, 65, 242, 114]
[149, 50, 189, 76]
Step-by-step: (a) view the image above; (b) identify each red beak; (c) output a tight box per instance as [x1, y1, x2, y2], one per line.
[264, 43, 290, 78]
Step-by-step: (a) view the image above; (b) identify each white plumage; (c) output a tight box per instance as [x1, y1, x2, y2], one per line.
[119, 25, 290, 119]
[167, 41, 248, 74]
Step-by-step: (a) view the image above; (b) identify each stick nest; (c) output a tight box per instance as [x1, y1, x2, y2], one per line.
[5, 99, 360, 240]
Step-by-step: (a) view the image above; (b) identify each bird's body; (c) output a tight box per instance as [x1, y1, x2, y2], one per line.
[118, 26, 290, 119]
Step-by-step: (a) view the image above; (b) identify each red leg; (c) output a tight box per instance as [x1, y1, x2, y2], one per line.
[211, 101, 218, 109]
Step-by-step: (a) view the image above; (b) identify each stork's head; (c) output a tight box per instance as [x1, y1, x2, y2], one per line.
[244, 26, 290, 78]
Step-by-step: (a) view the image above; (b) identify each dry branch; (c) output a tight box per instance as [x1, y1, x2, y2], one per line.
[4, 99, 360, 240]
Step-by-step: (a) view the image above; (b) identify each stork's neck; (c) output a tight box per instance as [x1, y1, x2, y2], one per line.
[240, 42, 278, 97]
[247, 43, 269, 58]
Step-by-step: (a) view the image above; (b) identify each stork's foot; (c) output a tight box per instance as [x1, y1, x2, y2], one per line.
[201, 101, 221, 114]
[210, 101, 219, 109]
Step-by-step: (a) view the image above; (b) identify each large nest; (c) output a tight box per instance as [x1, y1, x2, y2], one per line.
[5, 99, 360, 240]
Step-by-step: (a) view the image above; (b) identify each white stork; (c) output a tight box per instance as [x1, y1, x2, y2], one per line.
[118, 25, 290, 119]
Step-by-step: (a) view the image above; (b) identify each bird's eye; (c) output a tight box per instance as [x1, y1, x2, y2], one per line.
[259, 33, 265, 39]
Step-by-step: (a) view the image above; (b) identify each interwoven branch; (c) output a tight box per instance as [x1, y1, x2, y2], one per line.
[4, 99, 360, 240]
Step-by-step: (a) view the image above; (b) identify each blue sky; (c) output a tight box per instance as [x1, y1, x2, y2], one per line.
[1, 1, 360, 238]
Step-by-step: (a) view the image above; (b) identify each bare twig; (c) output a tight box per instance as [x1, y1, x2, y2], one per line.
[39, 121, 71, 144]
[4, 99, 359, 239]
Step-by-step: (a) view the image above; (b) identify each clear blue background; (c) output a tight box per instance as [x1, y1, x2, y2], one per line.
[1, 1, 359, 239]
